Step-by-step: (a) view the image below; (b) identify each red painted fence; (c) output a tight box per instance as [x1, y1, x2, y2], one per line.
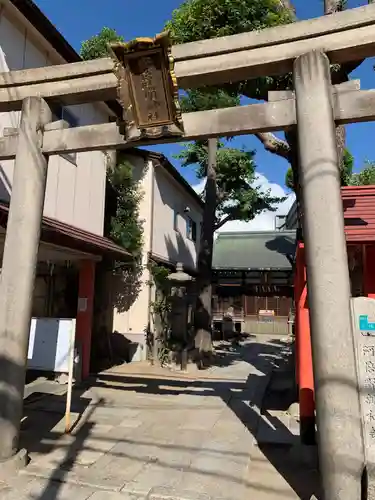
[296, 186, 375, 443]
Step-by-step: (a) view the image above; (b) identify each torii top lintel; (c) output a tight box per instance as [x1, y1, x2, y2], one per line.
[0, 3, 374, 154]
[171, 2, 375, 88]
[0, 3, 373, 112]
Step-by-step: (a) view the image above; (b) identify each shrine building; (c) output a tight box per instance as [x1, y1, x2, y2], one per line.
[212, 229, 296, 336]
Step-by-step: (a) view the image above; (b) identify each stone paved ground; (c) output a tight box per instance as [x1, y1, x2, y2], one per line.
[0, 335, 321, 500]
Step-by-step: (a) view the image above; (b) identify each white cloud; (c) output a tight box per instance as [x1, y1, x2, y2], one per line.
[193, 179, 206, 196]
[192, 174, 295, 233]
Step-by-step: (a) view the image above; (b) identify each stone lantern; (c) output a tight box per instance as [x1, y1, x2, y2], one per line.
[167, 262, 195, 369]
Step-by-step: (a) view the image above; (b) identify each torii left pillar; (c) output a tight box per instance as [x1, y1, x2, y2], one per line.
[0, 97, 52, 462]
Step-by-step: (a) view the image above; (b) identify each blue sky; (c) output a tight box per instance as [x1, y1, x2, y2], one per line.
[34, 0, 375, 228]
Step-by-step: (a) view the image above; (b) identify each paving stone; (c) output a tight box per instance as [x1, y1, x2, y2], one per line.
[28, 434, 76, 468]
[209, 416, 254, 441]
[119, 419, 143, 428]
[246, 445, 320, 499]
[89, 492, 145, 500]
[73, 435, 116, 466]
[148, 486, 211, 500]
[0, 477, 94, 500]
[256, 412, 299, 445]
[198, 439, 250, 468]
[11, 337, 312, 500]
[87, 445, 147, 486]
[112, 437, 171, 465]
[122, 463, 183, 496]
[160, 430, 207, 457]
[22, 461, 139, 492]
[179, 410, 222, 432]
[190, 452, 246, 482]
[178, 470, 246, 499]
[2, 472, 37, 491]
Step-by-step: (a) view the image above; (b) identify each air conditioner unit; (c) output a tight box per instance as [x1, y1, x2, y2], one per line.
[275, 215, 287, 230]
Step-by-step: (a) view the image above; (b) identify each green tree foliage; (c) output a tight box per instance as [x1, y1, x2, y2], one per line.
[285, 149, 354, 192]
[349, 161, 375, 186]
[285, 168, 294, 192]
[107, 156, 144, 255]
[341, 149, 354, 186]
[285, 153, 375, 191]
[166, 0, 294, 110]
[177, 141, 284, 231]
[166, 0, 293, 44]
[81, 31, 144, 257]
[80, 27, 124, 60]
[166, 0, 359, 196]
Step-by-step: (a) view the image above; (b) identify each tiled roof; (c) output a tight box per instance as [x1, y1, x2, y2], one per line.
[0, 203, 132, 261]
[213, 230, 297, 270]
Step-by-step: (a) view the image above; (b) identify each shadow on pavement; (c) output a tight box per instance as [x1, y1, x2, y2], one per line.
[17, 338, 324, 499]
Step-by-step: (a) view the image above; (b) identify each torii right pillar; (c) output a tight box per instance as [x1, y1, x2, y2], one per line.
[294, 51, 365, 499]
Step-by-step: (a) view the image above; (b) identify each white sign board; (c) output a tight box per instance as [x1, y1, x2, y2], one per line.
[351, 297, 375, 464]
[259, 310, 275, 316]
[27, 317, 76, 373]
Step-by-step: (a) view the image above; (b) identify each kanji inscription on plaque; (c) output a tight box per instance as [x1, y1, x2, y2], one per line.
[109, 32, 184, 142]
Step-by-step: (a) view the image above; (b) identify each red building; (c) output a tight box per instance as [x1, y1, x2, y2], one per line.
[293, 185, 375, 443]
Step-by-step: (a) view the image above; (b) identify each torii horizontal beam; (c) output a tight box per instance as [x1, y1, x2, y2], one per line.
[171, 3, 375, 86]
[172, 3, 375, 62]
[0, 58, 115, 88]
[0, 84, 371, 160]
[0, 70, 118, 112]
[0, 3, 374, 110]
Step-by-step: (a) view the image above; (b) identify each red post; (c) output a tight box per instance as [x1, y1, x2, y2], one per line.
[76, 260, 96, 379]
[294, 248, 302, 387]
[364, 244, 375, 299]
[296, 243, 315, 444]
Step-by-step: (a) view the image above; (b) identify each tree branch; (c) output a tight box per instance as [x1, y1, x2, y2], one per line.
[324, 0, 346, 15]
[324, 1, 364, 89]
[255, 132, 291, 160]
[214, 214, 233, 232]
[216, 185, 227, 202]
[277, 0, 296, 16]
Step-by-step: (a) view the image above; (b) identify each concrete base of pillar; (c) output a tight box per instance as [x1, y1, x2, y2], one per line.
[0, 448, 28, 481]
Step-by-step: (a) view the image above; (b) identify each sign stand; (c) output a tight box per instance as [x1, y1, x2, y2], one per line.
[65, 319, 76, 434]
[351, 297, 375, 465]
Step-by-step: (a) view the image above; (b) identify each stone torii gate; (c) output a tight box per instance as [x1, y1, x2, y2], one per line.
[0, 3, 375, 498]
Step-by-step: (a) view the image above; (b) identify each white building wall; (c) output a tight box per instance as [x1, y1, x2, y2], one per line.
[152, 164, 202, 269]
[111, 156, 153, 359]
[111, 155, 203, 361]
[0, 7, 108, 236]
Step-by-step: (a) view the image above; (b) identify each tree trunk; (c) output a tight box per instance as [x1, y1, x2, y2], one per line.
[324, 0, 344, 15]
[285, 129, 304, 240]
[194, 138, 217, 355]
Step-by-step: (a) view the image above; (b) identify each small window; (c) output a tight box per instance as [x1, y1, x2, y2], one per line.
[51, 103, 79, 128]
[173, 210, 179, 231]
[186, 217, 197, 242]
[50, 103, 78, 164]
